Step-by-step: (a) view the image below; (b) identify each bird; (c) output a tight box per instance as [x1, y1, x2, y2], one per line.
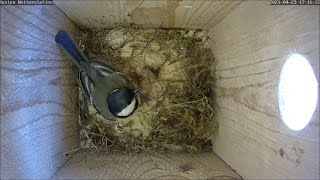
[55, 30, 139, 121]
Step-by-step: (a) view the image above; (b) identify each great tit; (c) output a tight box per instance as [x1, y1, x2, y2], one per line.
[55, 30, 139, 121]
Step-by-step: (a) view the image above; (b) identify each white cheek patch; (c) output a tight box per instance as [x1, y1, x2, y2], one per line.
[117, 98, 136, 117]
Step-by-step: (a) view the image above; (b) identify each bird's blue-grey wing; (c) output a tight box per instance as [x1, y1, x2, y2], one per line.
[91, 59, 117, 72]
[78, 59, 135, 121]
[78, 59, 119, 121]
[91, 59, 134, 88]
[78, 70, 118, 121]
[78, 59, 116, 102]
[78, 71, 93, 103]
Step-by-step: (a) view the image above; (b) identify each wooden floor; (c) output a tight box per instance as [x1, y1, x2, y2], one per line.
[1, 5, 80, 179]
[52, 150, 241, 180]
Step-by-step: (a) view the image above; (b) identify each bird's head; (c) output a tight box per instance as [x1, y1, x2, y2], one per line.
[107, 87, 140, 118]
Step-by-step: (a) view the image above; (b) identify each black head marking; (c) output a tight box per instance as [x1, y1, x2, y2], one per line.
[107, 88, 138, 118]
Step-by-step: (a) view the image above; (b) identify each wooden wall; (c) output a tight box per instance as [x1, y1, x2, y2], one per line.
[53, 0, 242, 30]
[1, 5, 80, 179]
[52, 150, 241, 179]
[2, 1, 318, 179]
[209, 1, 319, 179]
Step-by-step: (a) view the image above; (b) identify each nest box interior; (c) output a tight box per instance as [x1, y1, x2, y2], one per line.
[1, 1, 319, 179]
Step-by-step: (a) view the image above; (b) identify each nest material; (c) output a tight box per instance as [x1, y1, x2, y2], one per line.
[78, 24, 217, 153]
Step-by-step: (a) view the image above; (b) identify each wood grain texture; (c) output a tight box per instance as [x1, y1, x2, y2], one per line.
[1, 5, 80, 179]
[53, 0, 242, 30]
[208, 1, 319, 179]
[52, 150, 241, 179]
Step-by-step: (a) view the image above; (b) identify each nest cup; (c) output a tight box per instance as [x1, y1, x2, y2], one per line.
[78, 25, 218, 153]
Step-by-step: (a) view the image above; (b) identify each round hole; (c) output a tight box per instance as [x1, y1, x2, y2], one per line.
[278, 54, 318, 131]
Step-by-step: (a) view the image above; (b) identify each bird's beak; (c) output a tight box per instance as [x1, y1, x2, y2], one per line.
[134, 88, 141, 93]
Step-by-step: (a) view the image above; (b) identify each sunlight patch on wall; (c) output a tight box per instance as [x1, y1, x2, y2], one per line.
[278, 54, 318, 131]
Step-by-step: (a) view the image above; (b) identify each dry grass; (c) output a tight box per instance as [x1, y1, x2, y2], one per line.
[78, 24, 217, 153]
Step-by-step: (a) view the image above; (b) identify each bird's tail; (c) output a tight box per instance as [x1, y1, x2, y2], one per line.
[55, 30, 91, 73]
